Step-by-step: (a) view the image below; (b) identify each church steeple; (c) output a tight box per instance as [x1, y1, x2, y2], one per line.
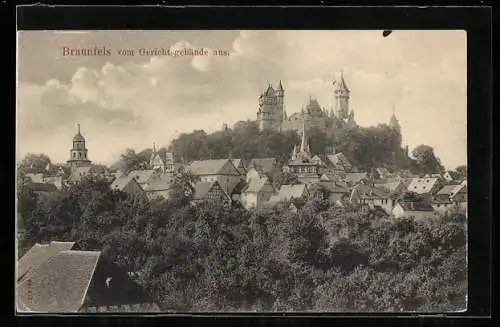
[389, 105, 401, 130]
[67, 123, 91, 168]
[300, 123, 309, 153]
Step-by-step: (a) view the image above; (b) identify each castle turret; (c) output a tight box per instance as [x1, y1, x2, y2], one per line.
[67, 123, 91, 167]
[257, 84, 279, 131]
[334, 70, 351, 121]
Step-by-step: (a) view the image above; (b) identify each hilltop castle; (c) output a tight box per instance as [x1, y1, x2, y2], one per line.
[256, 71, 357, 133]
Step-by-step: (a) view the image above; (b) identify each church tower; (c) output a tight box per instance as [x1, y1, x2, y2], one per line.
[334, 70, 351, 121]
[67, 123, 91, 167]
[300, 123, 310, 153]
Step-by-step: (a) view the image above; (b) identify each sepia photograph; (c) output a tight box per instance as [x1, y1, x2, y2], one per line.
[16, 30, 467, 313]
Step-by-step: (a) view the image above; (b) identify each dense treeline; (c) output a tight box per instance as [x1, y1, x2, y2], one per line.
[18, 175, 466, 312]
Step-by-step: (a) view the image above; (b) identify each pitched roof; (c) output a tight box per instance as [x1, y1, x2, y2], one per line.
[397, 200, 434, 212]
[127, 170, 156, 185]
[110, 175, 135, 191]
[68, 166, 93, 182]
[25, 173, 44, 183]
[327, 153, 353, 171]
[17, 250, 100, 313]
[248, 158, 278, 174]
[407, 178, 440, 194]
[315, 181, 349, 194]
[193, 181, 224, 200]
[143, 174, 174, 192]
[188, 159, 238, 176]
[437, 184, 459, 195]
[18, 241, 76, 281]
[352, 184, 391, 199]
[374, 181, 405, 194]
[244, 177, 275, 194]
[344, 172, 369, 184]
[277, 184, 308, 200]
[25, 182, 58, 192]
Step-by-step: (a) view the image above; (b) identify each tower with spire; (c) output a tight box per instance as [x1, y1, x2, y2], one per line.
[67, 123, 91, 168]
[334, 70, 351, 122]
[256, 80, 285, 131]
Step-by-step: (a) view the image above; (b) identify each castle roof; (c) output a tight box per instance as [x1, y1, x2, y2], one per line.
[277, 80, 284, 92]
[264, 84, 276, 97]
[335, 71, 350, 93]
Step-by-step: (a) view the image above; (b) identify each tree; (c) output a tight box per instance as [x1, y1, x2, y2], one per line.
[411, 145, 444, 174]
[454, 165, 467, 179]
[120, 148, 148, 173]
[18, 153, 52, 174]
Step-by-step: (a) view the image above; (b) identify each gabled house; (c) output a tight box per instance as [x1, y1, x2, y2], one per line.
[443, 170, 459, 182]
[42, 176, 64, 190]
[309, 181, 350, 207]
[374, 180, 407, 198]
[25, 173, 45, 183]
[110, 175, 147, 201]
[25, 182, 58, 196]
[127, 170, 157, 190]
[17, 242, 160, 313]
[343, 172, 369, 187]
[248, 158, 280, 176]
[348, 183, 394, 214]
[407, 177, 443, 197]
[392, 200, 437, 221]
[187, 159, 243, 195]
[325, 152, 355, 173]
[191, 180, 231, 205]
[143, 174, 174, 201]
[374, 167, 391, 180]
[230, 159, 247, 175]
[268, 183, 310, 204]
[240, 177, 276, 210]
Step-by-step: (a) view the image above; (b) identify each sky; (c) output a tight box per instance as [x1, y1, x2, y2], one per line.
[16, 30, 467, 169]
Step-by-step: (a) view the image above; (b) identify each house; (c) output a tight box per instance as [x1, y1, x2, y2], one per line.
[25, 173, 44, 183]
[406, 177, 443, 197]
[240, 177, 276, 210]
[449, 181, 467, 213]
[42, 176, 64, 190]
[343, 172, 369, 187]
[110, 175, 147, 201]
[325, 152, 356, 172]
[375, 167, 391, 180]
[25, 182, 58, 196]
[431, 187, 455, 214]
[246, 167, 264, 183]
[191, 180, 231, 205]
[443, 170, 459, 182]
[17, 242, 160, 313]
[67, 166, 94, 184]
[149, 144, 175, 173]
[269, 183, 310, 204]
[392, 200, 437, 221]
[230, 159, 247, 175]
[127, 170, 157, 189]
[247, 158, 280, 176]
[309, 181, 350, 207]
[143, 174, 174, 201]
[374, 180, 407, 198]
[187, 159, 243, 195]
[349, 183, 394, 214]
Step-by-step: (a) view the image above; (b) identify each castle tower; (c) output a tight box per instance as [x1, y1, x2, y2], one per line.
[67, 123, 91, 167]
[389, 106, 402, 147]
[257, 84, 278, 131]
[276, 80, 285, 126]
[334, 70, 351, 121]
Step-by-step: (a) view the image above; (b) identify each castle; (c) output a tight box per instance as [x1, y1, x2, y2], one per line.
[256, 71, 357, 133]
